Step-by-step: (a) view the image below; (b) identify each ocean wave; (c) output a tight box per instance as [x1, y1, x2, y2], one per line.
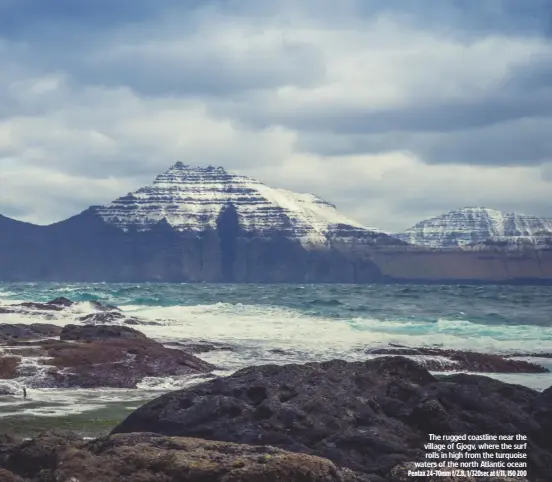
[3, 296, 551, 355]
[115, 302, 552, 356]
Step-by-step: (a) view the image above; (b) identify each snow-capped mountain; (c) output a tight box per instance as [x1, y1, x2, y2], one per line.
[2, 187, 552, 283]
[396, 207, 552, 248]
[92, 162, 390, 247]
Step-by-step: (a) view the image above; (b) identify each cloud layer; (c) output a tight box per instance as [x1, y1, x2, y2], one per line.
[0, 0, 551, 231]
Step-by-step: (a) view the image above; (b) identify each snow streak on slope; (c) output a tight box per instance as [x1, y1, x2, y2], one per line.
[92, 163, 386, 247]
[396, 207, 552, 248]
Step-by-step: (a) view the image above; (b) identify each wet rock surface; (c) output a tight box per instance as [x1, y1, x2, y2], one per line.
[113, 357, 552, 481]
[366, 347, 549, 373]
[1, 325, 214, 388]
[59, 323, 148, 342]
[0, 431, 370, 482]
[0, 297, 152, 326]
[78, 310, 153, 326]
[167, 340, 236, 354]
[0, 297, 74, 315]
[0, 324, 62, 342]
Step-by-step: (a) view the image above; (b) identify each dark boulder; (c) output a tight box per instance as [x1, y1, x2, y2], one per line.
[46, 297, 73, 307]
[113, 357, 552, 481]
[0, 431, 364, 482]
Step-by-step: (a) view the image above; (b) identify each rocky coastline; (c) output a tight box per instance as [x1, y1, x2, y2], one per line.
[0, 357, 550, 481]
[1, 298, 551, 481]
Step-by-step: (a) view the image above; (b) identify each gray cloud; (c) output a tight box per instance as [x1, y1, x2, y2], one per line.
[296, 116, 552, 166]
[0, 0, 551, 230]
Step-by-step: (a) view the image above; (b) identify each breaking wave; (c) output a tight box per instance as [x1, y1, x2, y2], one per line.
[1, 282, 552, 415]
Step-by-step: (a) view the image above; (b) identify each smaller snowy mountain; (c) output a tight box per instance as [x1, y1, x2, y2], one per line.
[92, 162, 394, 248]
[395, 207, 552, 248]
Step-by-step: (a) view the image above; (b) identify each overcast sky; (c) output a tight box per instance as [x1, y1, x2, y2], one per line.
[0, 0, 551, 232]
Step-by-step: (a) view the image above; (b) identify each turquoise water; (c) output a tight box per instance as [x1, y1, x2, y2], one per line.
[1, 282, 552, 362]
[1, 282, 551, 328]
[1, 282, 552, 419]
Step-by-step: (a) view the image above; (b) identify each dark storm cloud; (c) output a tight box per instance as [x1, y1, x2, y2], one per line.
[0, 0, 192, 37]
[292, 99, 552, 166]
[0, 0, 549, 106]
[263, 92, 552, 136]
[224, 56, 552, 166]
[0, 0, 551, 228]
[70, 42, 325, 98]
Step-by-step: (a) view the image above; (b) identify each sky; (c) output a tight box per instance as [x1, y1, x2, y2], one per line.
[0, 0, 551, 232]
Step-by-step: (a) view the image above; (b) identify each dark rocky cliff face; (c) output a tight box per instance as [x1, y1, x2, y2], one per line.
[0, 210, 388, 283]
[2, 209, 551, 283]
[217, 204, 240, 282]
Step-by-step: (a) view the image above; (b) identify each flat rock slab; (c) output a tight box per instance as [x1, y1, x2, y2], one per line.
[0, 432, 371, 482]
[166, 340, 236, 354]
[365, 347, 549, 373]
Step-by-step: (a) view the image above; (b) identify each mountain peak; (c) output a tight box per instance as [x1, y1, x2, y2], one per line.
[93, 163, 389, 248]
[154, 163, 228, 185]
[167, 162, 227, 172]
[396, 207, 552, 248]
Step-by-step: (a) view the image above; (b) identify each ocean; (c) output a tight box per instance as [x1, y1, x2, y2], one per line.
[1, 282, 552, 433]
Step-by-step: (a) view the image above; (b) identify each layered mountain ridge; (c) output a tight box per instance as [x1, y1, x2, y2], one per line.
[396, 207, 552, 249]
[1, 165, 551, 284]
[92, 162, 394, 248]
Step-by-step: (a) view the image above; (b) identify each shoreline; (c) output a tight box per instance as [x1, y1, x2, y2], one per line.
[2, 356, 550, 481]
[2, 295, 552, 433]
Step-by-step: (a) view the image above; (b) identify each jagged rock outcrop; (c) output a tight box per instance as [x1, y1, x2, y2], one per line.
[1, 325, 214, 388]
[396, 207, 552, 248]
[112, 357, 552, 481]
[0, 298, 149, 326]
